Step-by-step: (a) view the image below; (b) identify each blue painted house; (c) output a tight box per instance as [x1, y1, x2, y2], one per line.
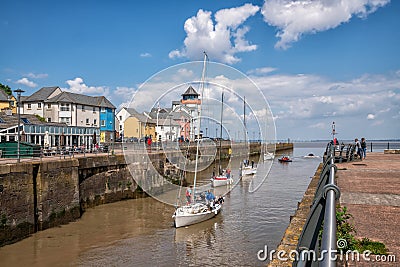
[98, 97, 116, 143]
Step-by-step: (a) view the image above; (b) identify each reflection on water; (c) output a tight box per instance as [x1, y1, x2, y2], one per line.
[0, 143, 325, 267]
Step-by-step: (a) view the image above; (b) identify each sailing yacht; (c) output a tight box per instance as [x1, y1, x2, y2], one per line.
[211, 91, 233, 187]
[173, 53, 223, 228]
[263, 143, 275, 161]
[241, 96, 257, 176]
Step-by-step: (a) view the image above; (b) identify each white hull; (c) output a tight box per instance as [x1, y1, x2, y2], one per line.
[173, 203, 222, 228]
[211, 176, 233, 187]
[242, 166, 257, 176]
[264, 152, 274, 160]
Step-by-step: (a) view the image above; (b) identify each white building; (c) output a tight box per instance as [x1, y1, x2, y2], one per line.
[21, 86, 115, 143]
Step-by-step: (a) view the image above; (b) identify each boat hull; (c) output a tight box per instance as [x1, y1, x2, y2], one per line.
[173, 203, 222, 228]
[211, 176, 233, 187]
[263, 153, 274, 160]
[278, 159, 292, 162]
[242, 166, 257, 176]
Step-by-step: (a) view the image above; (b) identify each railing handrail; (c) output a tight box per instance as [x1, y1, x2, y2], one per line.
[294, 142, 344, 266]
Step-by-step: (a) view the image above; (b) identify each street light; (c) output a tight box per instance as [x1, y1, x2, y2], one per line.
[14, 89, 25, 163]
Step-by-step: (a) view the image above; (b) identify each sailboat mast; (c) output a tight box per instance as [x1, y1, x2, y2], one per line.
[243, 96, 246, 142]
[192, 52, 208, 200]
[218, 91, 224, 175]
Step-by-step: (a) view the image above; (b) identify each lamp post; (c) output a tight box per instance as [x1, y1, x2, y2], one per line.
[14, 89, 25, 163]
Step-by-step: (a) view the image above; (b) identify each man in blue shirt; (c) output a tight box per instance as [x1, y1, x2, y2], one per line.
[205, 190, 215, 204]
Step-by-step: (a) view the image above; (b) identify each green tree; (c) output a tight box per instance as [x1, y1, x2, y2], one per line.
[0, 83, 12, 96]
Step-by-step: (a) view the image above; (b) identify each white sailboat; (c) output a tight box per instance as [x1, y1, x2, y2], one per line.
[263, 142, 274, 161]
[241, 96, 257, 176]
[264, 152, 274, 160]
[211, 91, 233, 187]
[241, 161, 257, 176]
[173, 53, 223, 228]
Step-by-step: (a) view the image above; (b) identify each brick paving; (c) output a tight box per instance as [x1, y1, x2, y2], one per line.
[336, 152, 400, 266]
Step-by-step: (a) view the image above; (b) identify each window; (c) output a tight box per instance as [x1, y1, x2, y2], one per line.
[86, 118, 90, 124]
[27, 103, 32, 109]
[60, 117, 70, 124]
[101, 120, 106, 126]
[93, 107, 96, 112]
[119, 125, 122, 130]
[47, 103, 51, 109]
[47, 118, 51, 122]
[101, 107, 106, 113]
[119, 116, 122, 121]
[81, 105, 85, 111]
[94, 119, 97, 125]
[37, 103, 42, 109]
[60, 103, 70, 111]
[21, 118, 31, 124]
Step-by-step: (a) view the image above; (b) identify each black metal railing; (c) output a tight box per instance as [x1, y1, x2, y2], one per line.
[293, 142, 348, 266]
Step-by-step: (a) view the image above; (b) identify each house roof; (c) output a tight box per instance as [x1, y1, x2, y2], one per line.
[23, 86, 60, 102]
[182, 86, 199, 96]
[0, 89, 12, 102]
[0, 112, 66, 130]
[23, 87, 115, 109]
[123, 107, 156, 123]
[46, 92, 115, 109]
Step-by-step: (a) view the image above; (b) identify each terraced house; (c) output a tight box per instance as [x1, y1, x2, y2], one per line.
[21, 86, 116, 144]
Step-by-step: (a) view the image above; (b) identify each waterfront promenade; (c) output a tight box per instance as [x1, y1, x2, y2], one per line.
[336, 152, 400, 264]
[269, 151, 399, 266]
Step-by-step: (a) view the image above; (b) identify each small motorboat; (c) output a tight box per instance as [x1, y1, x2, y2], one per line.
[211, 173, 233, 187]
[304, 153, 319, 158]
[278, 156, 292, 162]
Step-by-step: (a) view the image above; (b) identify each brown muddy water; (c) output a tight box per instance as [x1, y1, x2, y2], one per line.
[0, 143, 325, 267]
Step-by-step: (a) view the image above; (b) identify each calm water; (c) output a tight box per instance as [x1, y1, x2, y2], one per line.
[0, 143, 326, 267]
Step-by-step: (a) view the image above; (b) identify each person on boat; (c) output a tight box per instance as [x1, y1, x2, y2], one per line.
[226, 169, 231, 179]
[205, 190, 215, 203]
[205, 190, 215, 210]
[215, 195, 224, 205]
[186, 186, 192, 204]
[251, 160, 254, 168]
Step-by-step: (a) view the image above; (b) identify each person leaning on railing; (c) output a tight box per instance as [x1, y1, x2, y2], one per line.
[361, 137, 367, 159]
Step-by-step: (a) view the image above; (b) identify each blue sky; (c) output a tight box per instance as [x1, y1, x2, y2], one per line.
[1, 0, 399, 140]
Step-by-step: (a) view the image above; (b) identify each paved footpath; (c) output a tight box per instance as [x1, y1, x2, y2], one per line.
[336, 152, 400, 266]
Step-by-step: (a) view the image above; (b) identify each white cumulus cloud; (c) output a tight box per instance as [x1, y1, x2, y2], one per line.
[64, 77, 109, 95]
[367, 113, 376, 120]
[140, 52, 152, 58]
[170, 3, 260, 64]
[261, 0, 390, 49]
[16, 77, 37, 88]
[26, 72, 48, 79]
